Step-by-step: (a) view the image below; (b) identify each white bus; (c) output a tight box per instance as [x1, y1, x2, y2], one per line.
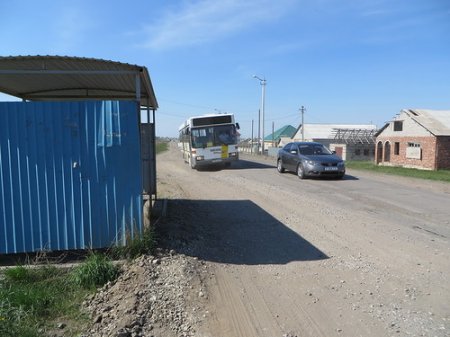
[178, 113, 240, 169]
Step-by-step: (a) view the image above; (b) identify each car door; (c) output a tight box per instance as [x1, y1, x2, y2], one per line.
[279, 143, 290, 170]
[285, 143, 298, 171]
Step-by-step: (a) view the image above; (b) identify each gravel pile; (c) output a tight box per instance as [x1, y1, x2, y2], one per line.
[82, 250, 208, 337]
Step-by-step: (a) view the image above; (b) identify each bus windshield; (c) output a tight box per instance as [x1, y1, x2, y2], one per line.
[191, 125, 237, 148]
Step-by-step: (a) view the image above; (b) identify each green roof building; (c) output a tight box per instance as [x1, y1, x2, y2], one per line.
[264, 125, 297, 144]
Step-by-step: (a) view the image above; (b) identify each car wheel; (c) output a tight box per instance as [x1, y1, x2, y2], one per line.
[297, 163, 305, 179]
[277, 159, 285, 173]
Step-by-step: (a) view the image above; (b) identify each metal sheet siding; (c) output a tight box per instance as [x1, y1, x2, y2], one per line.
[0, 100, 142, 254]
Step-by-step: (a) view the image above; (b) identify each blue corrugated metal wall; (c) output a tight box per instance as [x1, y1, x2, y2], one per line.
[0, 100, 143, 254]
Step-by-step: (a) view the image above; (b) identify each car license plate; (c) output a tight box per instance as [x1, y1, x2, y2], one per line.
[324, 167, 338, 171]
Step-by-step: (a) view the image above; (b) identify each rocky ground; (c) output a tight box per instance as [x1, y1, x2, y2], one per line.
[83, 249, 208, 337]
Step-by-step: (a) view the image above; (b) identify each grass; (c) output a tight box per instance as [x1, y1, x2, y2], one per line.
[346, 161, 450, 182]
[0, 226, 157, 337]
[156, 141, 169, 154]
[0, 264, 91, 337]
[110, 227, 157, 260]
[70, 253, 120, 289]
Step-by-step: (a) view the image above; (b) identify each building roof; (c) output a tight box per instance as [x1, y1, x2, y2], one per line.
[294, 123, 377, 140]
[264, 125, 297, 141]
[404, 109, 450, 136]
[375, 109, 450, 137]
[0, 55, 158, 109]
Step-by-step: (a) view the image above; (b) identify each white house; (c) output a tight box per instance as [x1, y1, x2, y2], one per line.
[292, 123, 377, 160]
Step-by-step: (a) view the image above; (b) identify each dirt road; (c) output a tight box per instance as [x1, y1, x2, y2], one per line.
[157, 142, 450, 337]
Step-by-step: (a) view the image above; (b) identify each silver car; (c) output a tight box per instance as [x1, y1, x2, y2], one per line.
[277, 142, 345, 179]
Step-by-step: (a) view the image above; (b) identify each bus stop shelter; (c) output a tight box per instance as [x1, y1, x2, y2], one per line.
[0, 55, 158, 254]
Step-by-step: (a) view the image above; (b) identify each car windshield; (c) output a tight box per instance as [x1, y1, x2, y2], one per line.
[298, 144, 332, 155]
[191, 125, 237, 148]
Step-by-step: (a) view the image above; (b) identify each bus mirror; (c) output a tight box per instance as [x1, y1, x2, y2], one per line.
[236, 123, 240, 130]
[186, 129, 190, 135]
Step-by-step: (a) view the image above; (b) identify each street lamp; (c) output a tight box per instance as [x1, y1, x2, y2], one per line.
[253, 75, 266, 154]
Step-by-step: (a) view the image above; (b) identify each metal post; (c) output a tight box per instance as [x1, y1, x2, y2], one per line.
[300, 105, 306, 141]
[251, 119, 254, 154]
[272, 121, 275, 147]
[253, 75, 266, 155]
[261, 79, 266, 154]
[257, 109, 260, 154]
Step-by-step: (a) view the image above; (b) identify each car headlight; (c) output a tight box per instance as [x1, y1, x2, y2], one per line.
[196, 156, 204, 161]
[305, 160, 316, 166]
[338, 161, 344, 166]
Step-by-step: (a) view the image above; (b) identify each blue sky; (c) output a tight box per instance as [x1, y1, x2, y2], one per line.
[1, 0, 449, 137]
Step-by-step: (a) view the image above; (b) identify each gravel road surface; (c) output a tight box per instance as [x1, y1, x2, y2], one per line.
[156, 142, 450, 337]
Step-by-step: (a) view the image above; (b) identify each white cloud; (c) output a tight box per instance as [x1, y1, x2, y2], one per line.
[141, 0, 296, 50]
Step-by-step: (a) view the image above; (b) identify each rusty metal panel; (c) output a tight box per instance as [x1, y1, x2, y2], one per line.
[0, 100, 142, 254]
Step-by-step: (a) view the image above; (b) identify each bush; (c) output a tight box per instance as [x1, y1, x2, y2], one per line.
[70, 253, 119, 289]
[3, 265, 29, 282]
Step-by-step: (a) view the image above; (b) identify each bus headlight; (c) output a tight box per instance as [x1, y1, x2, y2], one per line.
[229, 152, 237, 157]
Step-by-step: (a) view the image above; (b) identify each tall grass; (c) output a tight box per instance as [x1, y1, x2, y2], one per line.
[346, 161, 450, 182]
[70, 253, 119, 289]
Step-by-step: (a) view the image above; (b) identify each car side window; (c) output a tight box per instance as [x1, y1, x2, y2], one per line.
[283, 143, 292, 151]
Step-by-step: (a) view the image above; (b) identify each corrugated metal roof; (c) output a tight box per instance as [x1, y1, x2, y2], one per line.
[0, 55, 158, 109]
[405, 109, 450, 136]
[295, 123, 377, 140]
[264, 125, 296, 141]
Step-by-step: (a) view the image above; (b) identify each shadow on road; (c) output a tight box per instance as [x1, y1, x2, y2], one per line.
[157, 199, 328, 265]
[282, 172, 360, 181]
[341, 174, 359, 181]
[231, 159, 275, 170]
[194, 159, 275, 171]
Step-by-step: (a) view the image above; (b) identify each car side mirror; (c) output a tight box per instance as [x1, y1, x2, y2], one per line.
[331, 150, 336, 154]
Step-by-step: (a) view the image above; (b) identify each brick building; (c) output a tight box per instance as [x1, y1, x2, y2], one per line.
[375, 109, 450, 170]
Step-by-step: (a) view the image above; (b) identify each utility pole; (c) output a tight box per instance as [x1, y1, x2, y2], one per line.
[257, 109, 260, 153]
[251, 119, 254, 154]
[272, 121, 275, 147]
[260, 79, 266, 154]
[253, 75, 266, 154]
[300, 105, 306, 141]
